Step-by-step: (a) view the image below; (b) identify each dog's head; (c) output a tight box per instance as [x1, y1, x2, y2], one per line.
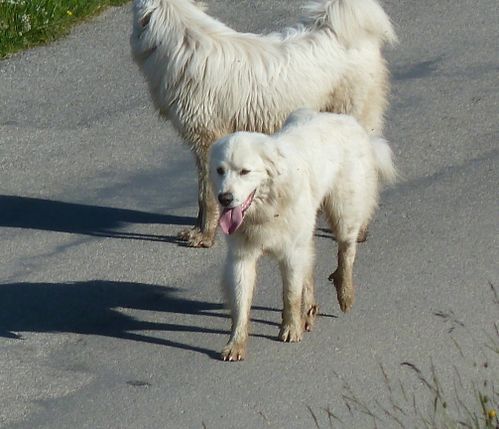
[130, 0, 208, 65]
[130, 0, 161, 65]
[130, 0, 212, 115]
[209, 132, 283, 235]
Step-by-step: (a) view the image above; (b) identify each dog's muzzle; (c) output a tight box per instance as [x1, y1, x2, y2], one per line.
[218, 192, 234, 207]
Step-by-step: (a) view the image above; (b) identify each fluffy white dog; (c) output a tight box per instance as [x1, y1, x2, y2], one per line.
[209, 109, 396, 361]
[130, 0, 396, 248]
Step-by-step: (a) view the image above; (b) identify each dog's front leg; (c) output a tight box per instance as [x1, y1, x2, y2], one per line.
[197, 152, 220, 246]
[278, 247, 313, 342]
[302, 269, 319, 333]
[178, 146, 219, 248]
[221, 249, 258, 361]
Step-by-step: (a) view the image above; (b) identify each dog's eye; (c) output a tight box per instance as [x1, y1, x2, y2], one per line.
[240, 169, 251, 176]
[216, 167, 225, 175]
[139, 12, 152, 28]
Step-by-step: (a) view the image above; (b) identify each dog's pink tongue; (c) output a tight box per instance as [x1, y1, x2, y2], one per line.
[219, 206, 243, 235]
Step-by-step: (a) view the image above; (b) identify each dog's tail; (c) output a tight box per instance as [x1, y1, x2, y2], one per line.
[302, 0, 397, 48]
[371, 137, 397, 184]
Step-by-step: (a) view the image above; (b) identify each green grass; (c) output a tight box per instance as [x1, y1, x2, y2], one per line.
[0, 0, 129, 58]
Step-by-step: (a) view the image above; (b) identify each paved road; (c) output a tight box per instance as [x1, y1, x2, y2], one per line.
[0, 1, 498, 428]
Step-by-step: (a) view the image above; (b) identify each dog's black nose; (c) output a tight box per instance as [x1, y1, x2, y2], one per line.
[218, 192, 234, 207]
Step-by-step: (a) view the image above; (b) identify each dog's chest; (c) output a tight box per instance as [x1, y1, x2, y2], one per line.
[240, 213, 298, 256]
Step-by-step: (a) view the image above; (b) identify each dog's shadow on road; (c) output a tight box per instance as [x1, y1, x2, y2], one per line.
[0, 196, 327, 357]
[0, 281, 281, 359]
[0, 194, 193, 244]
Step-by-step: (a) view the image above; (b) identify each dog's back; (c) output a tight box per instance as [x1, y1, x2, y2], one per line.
[277, 109, 376, 189]
[281, 108, 394, 180]
[272, 109, 395, 232]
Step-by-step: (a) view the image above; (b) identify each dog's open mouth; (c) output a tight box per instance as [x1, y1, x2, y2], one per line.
[219, 190, 255, 235]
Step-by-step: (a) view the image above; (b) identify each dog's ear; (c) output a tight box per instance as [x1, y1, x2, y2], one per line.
[260, 143, 285, 178]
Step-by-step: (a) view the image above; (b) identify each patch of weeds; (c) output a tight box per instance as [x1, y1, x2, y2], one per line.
[307, 282, 499, 428]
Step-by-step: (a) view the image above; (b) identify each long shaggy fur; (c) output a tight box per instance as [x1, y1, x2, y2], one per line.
[209, 109, 396, 361]
[130, 0, 396, 248]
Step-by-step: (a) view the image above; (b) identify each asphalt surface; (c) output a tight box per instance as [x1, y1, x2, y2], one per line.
[0, 0, 498, 428]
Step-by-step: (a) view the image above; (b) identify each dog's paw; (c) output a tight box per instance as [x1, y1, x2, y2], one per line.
[337, 290, 354, 313]
[221, 342, 246, 362]
[329, 271, 355, 313]
[177, 228, 193, 241]
[304, 304, 319, 332]
[177, 227, 214, 248]
[278, 322, 303, 342]
[357, 225, 369, 243]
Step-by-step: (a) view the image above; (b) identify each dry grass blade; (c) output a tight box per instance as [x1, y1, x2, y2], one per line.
[489, 281, 498, 305]
[401, 361, 436, 393]
[306, 405, 321, 429]
[322, 406, 343, 426]
[341, 393, 381, 422]
[451, 335, 466, 359]
[374, 398, 405, 428]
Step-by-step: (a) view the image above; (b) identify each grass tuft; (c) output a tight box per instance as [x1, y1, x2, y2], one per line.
[0, 0, 129, 58]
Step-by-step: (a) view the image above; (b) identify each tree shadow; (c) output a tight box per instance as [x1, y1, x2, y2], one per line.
[0, 195, 195, 243]
[0, 280, 279, 359]
[392, 56, 443, 81]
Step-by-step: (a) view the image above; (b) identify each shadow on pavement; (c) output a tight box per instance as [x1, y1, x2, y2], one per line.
[0, 280, 279, 359]
[0, 195, 194, 243]
[392, 56, 442, 80]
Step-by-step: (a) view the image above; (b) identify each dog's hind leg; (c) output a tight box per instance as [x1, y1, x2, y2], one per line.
[178, 145, 219, 248]
[357, 224, 369, 243]
[323, 196, 360, 312]
[328, 239, 357, 312]
[221, 249, 258, 361]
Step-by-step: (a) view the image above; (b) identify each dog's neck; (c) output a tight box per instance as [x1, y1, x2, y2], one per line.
[160, 0, 233, 47]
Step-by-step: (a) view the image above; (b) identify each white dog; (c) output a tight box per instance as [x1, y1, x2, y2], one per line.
[209, 109, 396, 361]
[130, 0, 396, 248]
